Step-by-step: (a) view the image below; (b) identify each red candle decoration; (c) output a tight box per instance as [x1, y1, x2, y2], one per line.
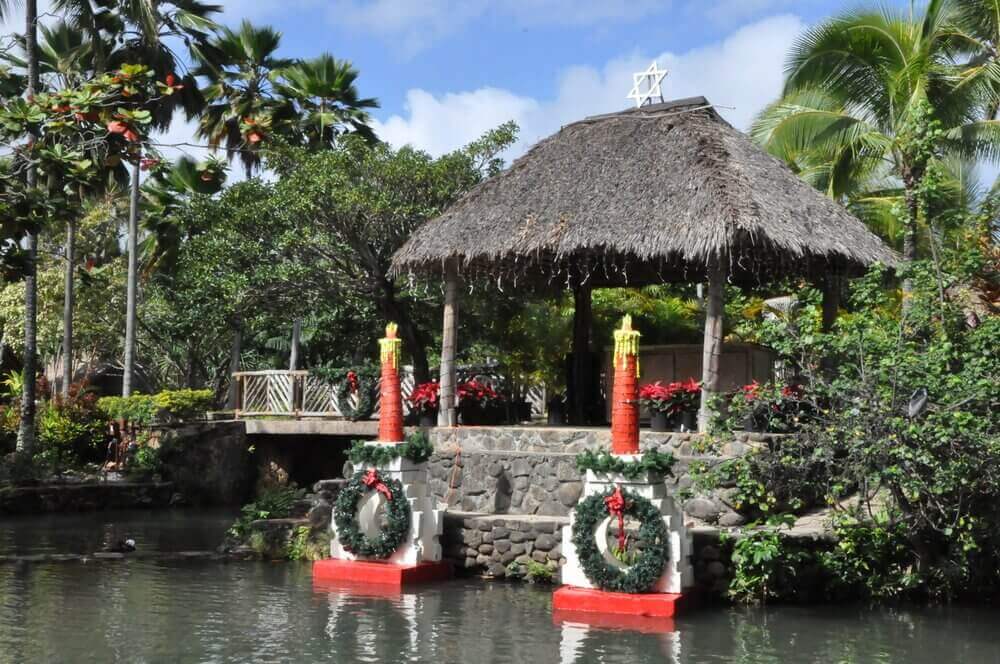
[378, 323, 405, 443]
[611, 316, 641, 455]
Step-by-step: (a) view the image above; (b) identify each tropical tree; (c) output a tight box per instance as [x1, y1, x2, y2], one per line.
[195, 20, 294, 178]
[751, 0, 1000, 301]
[275, 54, 379, 149]
[103, 0, 219, 396]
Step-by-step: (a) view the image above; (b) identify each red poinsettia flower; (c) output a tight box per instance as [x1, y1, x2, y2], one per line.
[407, 382, 440, 413]
[742, 380, 761, 401]
[106, 120, 129, 135]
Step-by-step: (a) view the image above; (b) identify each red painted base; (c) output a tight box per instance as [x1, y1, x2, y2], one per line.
[552, 609, 676, 635]
[552, 586, 688, 619]
[312, 559, 452, 587]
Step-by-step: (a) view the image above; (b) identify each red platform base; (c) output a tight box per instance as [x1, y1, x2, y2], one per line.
[552, 586, 688, 619]
[312, 559, 452, 587]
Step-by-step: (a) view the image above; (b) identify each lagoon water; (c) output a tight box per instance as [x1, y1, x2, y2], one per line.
[0, 511, 998, 663]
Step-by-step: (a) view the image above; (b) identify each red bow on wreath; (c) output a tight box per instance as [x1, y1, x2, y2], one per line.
[604, 485, 628, 554]
[362, 468, 393, 500]
[347, 370, 359, 394]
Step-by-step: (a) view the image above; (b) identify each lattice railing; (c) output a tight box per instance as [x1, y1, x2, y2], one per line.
[234, 369, 416, 418]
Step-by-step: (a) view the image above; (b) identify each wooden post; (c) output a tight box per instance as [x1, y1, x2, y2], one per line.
[438, 263, 459, 427]
[821, 273, 840, 332]
[570, 283, 592, 425]
[698, 261, 727, 432]
[289, 319, 302, 370]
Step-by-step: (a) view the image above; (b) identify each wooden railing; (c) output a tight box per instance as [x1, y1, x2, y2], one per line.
[233, 368, 547, 419]
[233, 369, 415, 418]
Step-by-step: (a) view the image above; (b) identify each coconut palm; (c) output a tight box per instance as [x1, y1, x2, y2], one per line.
[751, 0, 1000, 296]
[276, 54, 379, 150]
[17, 0, 40, 453]
[103, 0, 220, 396]
[194, 20, 294, 178]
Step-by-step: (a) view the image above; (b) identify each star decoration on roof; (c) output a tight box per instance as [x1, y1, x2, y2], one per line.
[627, 61, 668, 108]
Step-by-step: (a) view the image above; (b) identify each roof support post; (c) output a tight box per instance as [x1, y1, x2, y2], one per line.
[821, 273, 841, 332]
[569, 282, 593, 425]
[698, 260, 727, 432]
[438, 262, 460, 427]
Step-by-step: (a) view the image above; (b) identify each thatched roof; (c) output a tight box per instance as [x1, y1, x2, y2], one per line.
[391, 97, 898, 287]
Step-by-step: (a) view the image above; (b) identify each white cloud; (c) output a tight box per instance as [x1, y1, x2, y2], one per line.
[373, 15, 804, 160]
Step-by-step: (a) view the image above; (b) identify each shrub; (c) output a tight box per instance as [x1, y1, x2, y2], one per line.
[153, 389, 214, 421]
[228, 485, 305, 539]
[727, 515, 812, 604]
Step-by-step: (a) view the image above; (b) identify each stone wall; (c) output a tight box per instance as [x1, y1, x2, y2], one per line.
[426, 426, 782, 526]
[439, 510, 732, 595]
[0, 481, 174, 514]
[156, 421, 254, 505]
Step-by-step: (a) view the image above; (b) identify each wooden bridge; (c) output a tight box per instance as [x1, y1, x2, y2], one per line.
[232, 369, 416, 419]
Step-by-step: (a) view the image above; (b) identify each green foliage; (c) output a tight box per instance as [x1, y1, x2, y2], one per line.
[571, 487, 670, 593]
[724, 241, 1000, 599]
[228, 485, 306, 539]
[506, 559, 557, 584]
[97, 394, 157, 426]
[347, 431, 433, 466]
[333, 470, 411, 559]
[131, 445, 162, 476]
[96, 389, 213, 425]
[728, 515, 811, 605]
[152, 389, 214, 421]
[819, 514, 920, 601]
[574, 449, 675, 480]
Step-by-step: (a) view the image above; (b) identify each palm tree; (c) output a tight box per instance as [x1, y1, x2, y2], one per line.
[751, 0, 1000, 301]
[195, 20, 294, 178]
[16, 0, 41, 454]
[105, 0, 220, 396]
[276, 54, 379, 150]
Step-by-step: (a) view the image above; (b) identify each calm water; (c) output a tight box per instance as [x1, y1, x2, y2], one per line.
[1, 511, 999, 664]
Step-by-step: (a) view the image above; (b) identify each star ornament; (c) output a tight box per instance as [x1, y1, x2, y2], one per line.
[627, 60, 668, 108]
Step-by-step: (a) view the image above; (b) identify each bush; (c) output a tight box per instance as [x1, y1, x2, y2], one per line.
[727, 257, 1000, 601]
[97, 389, 214, 425]
[228, 485, 305, 539]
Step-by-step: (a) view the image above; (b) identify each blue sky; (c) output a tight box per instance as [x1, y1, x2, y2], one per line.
[221, 0, 913, 158]
[1, 0, 954, 168]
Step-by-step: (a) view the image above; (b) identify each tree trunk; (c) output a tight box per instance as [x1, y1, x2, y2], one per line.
[901, 177, 919, 314]
[289, 319, 302, 371]
[17, 0, 40, 455]
[185, 344, 197, 388]
[698, 261, 727, 433]
[438, 264, 459, 427]
[61, 218, 77, 399]
[122, 164, 140, 396]
[570, 283, 592, 425]
[226, 322, 242, 410]
[377, 278, 430, 384]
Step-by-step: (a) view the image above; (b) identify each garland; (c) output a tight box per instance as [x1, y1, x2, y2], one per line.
[572, 486, 669, 593]
[333, 468, 411, 559]
[575, 449, 675, 479]
[315, 365, 379, 422]
[348, 432, 434, 466]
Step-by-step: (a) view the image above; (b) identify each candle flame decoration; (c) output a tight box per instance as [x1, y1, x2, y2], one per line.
[379, 322, 401, 369]
[613, 315, 641, 375]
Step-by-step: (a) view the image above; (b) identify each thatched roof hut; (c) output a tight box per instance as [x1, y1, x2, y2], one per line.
[392, 97, 897, 430]
[392, 97, 896, 286]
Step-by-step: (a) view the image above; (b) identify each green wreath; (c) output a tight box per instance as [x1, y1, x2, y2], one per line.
[334, 469, 411, 559]
[317, 365, 378, 421]
[571, 487, 669, 593]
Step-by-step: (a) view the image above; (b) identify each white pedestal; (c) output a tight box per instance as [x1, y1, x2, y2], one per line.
[560, 460, 694, 594]
[330, 445, 443, 565]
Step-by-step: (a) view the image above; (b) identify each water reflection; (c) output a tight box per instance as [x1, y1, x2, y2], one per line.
[0, 510, 998, 664]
